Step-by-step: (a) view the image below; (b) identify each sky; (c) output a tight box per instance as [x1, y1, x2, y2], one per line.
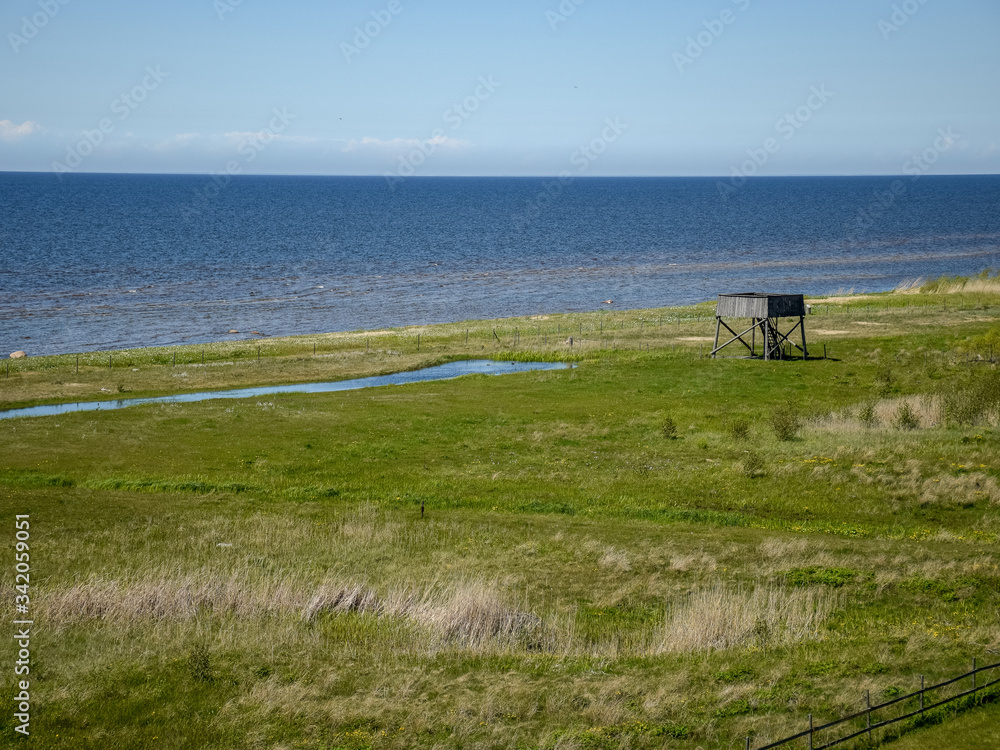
[0, 0, 998, 177]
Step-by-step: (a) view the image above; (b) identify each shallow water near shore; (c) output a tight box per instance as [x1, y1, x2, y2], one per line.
[3, 174, 999, 356]
[0, 360, 570, 421]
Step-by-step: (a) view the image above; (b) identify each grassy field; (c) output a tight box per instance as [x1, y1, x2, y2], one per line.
[1, 275, 999, 749]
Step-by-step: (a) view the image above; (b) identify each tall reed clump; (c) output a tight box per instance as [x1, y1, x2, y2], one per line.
[655, 582, 839, 654]
[38, 570, 545, 651]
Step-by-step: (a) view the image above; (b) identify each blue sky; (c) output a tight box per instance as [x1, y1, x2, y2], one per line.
[1, 0, 997, 176]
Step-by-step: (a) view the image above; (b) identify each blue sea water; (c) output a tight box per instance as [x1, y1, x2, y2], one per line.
[1, 172, 998, 356]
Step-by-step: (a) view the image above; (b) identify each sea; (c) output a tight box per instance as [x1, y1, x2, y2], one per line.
[2, 172, 998, 357]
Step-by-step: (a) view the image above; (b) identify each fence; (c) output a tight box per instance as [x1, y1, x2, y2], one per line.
[750, 659, 1000, 750]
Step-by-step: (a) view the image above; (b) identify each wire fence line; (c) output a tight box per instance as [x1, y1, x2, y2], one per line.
[750, 658, 1000, 750]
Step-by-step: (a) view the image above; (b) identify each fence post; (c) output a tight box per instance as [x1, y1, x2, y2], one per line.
[973, 658, 976, 690]
[745, 737, 751, 750]
[866, 690, 871, 741]
[109, 353, 112, 369]
[809, 713, 813, 750]
[417, 334, 420, 351]
[920, 675, 924, 711]
[76, 355, 79, 374]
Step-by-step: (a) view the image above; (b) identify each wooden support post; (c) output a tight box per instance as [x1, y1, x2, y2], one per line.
[173, 352, 176, 366]
[76, 355, 79, 373]
[313, 343, 316, 355]
[109, 353, 112, 369]
[809, 713, 813, 750]
[920, 675, 924, 710]
[417, 334, 420, 351]
[973, 658, 977, 689]
[800, 315, 808, 360]
[712, 316, 721, 359]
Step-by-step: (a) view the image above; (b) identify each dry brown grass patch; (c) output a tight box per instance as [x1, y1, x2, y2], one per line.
[655, 582, 840, 654]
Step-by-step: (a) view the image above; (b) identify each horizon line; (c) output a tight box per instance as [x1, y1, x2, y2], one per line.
[2, 170, 999, 180]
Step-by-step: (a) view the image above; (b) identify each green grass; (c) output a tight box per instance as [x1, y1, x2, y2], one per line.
[1, 280, 999, 748]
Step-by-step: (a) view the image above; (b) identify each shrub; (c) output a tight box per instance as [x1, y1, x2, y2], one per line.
[942, 371, 1000, 426]
[894, 401, 920, 430]
[726, 417, 751, 440]
[769, 405, 801, 441]
[660, 416, 677, 440]
[740, 451, 765, 478]
[858, 401, 878, 428]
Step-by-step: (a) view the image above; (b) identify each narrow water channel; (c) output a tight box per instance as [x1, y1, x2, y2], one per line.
[0, 360, 571, 421]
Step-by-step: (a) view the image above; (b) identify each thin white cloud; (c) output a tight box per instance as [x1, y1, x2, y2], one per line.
[342, 134, 469, 152]
[222, 131, 321, 145]
[0, 119, 40, 141]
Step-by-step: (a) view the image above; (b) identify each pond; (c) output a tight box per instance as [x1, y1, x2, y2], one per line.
[0, 360, 571, 421]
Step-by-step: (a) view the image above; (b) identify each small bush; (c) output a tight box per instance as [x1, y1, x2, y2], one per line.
[894, 401, 920, 430]
[740, 451, 765, 478]
[661, 416, 677, 440]
[858, 401, 878, 428]
[726, 417, 751, 440]
[769, 405, 801, 441]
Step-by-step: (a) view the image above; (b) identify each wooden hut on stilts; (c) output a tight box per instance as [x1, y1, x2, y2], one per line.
[711, 293, 808, 360]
